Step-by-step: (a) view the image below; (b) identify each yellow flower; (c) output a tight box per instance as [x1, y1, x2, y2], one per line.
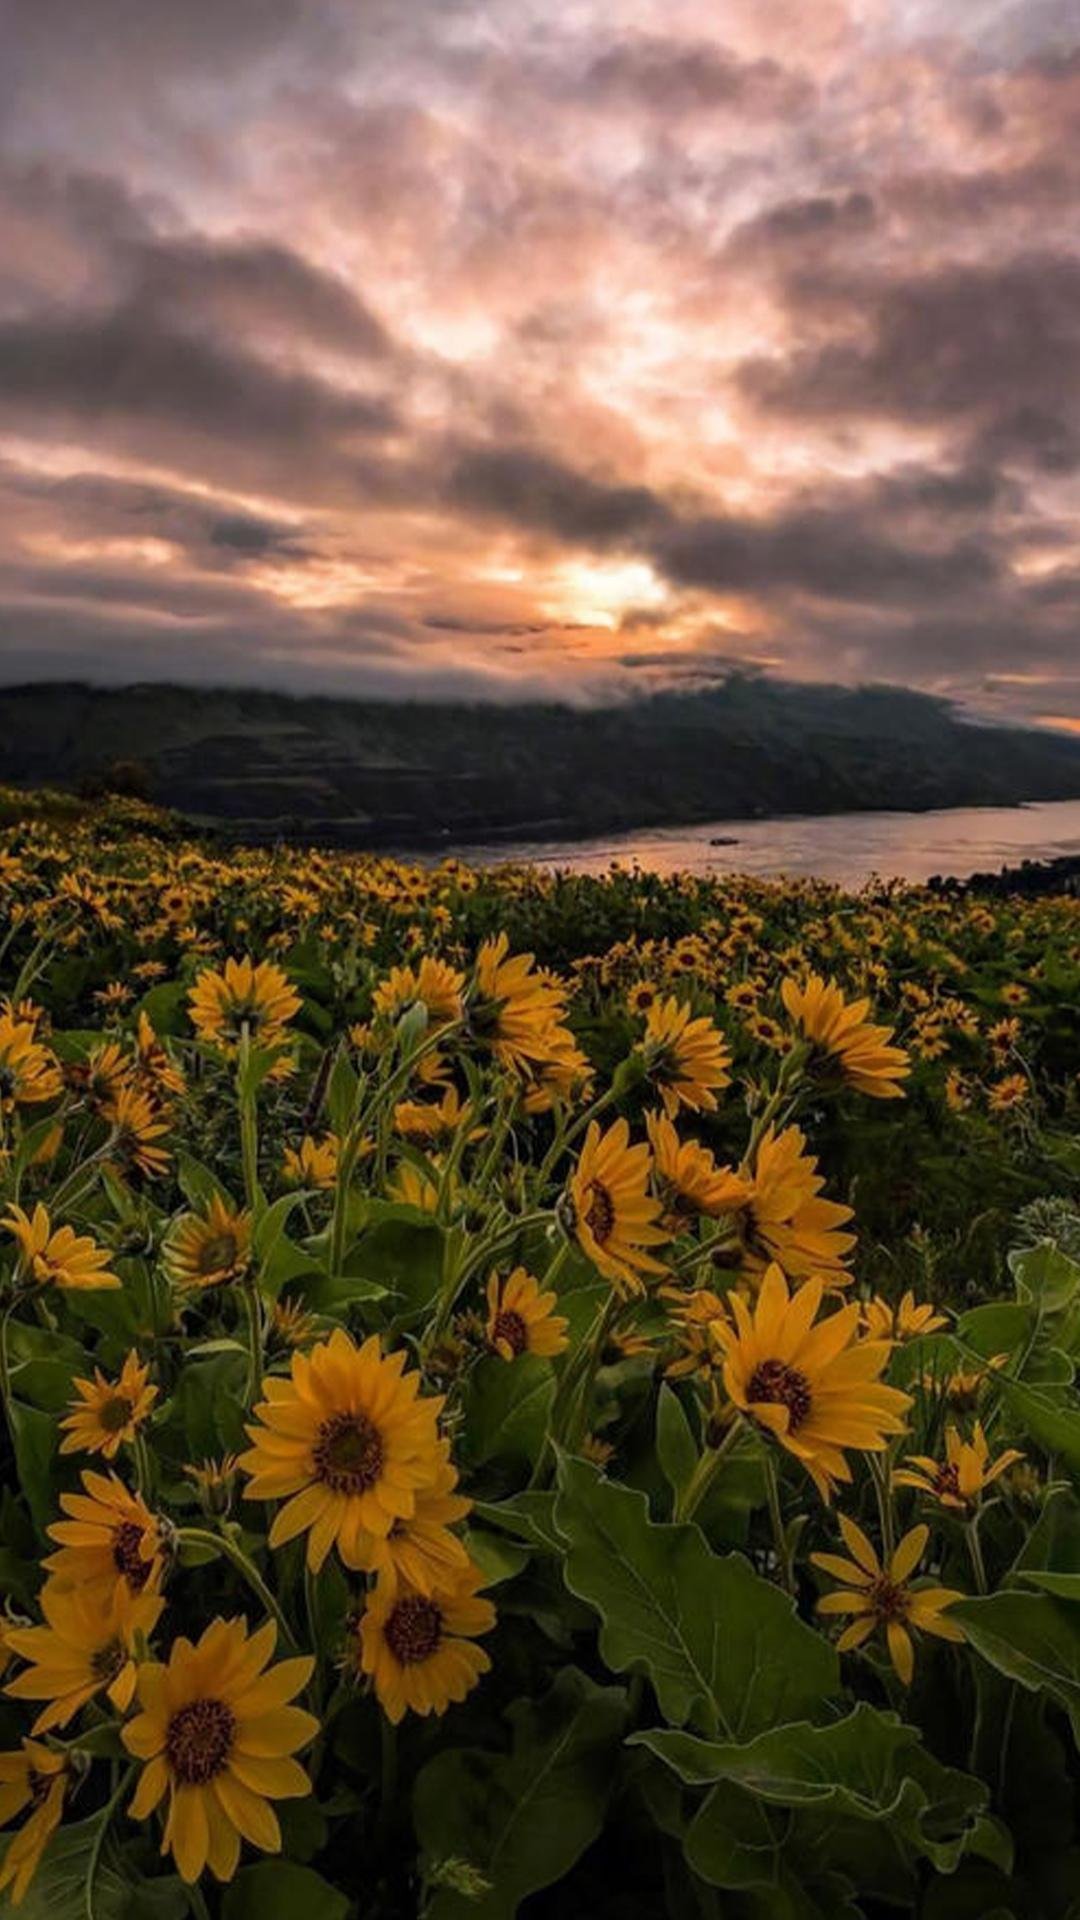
[135, 1011, 186, 1098]
[4, 1579, 163, 1733]
[860, 1293, 947, 1343]
[45, 1470, 166, 1602]
[781, 975, 909, 1099]
[387, 1160, 443, 1212]
[373, 957, 465, 1025]
[183, 1455, 241, 1515]
[0, 1013, 62, 1112]
[894, 1422, 1023, 1511]
[471, 934, 575, 1079]
[0, 1740, 69, 1906]
[485, 1267, 569, 1360]
[106, 1083, 172, 1179]
[281, 1134, 339, 1189]
[811, 1516, 965, 1683]
[350, 1441, 472, 1596]
[639, 996, 731, 1118]
[394, 1084, 474, 1144]
[645, 1111, 749, 1229]
[164, 1194, 252, 1291]
[356, 1564, 495, 1724]
[566, 1118, 668, 1296]
[2, 1204, 121, 1291]
[59, 1350, 158, 1459]
[239, 1328, 446, 1573]
[188, 956, 300, 1052]
[711, 1263, 911, 1500]
[626, 981, 659, 1015]
[122, 1618, 318, 1884]
[988, 1072, 1028, 1113]
[270, 1299, 319, 1351]
[734, 1125, 855, 1282]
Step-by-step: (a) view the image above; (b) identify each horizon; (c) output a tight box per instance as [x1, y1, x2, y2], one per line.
[1, 1, 1078, 729]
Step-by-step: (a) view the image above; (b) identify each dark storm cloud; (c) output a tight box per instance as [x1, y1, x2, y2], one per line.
[578, 36, 812, 118]
[444, 445, 673, 546]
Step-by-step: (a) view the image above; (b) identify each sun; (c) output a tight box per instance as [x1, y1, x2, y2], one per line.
[551, 558, 667, 629]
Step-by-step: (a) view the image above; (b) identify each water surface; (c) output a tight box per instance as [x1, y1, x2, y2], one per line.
[453, 798, 1080, 889]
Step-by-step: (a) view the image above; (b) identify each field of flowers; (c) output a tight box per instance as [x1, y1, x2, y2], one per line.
[1, 783, 1080, 1919]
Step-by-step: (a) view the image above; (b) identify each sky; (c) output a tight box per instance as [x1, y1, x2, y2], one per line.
[0, 0, 1078, 724]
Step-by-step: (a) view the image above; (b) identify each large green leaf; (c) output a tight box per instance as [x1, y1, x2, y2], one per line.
[0, 1809, 185, 1920]
[1009, 1243, 1080, 1313]
[997, 1377, 1080, 1479]
[221, 1861, 348, 1920]
[655, 1383, 698, 1508]
[464, 1356, 555, 1469]
[554, 1455, 837, 1736]
[955, 1589, 1080, 1741]
[414, 1666, 627, 1920]
[8, 1397, 57, 1536]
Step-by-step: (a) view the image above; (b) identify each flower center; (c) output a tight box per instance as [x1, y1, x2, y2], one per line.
[90, 1638, 126, 1684]
[313, 1411, 385, 1493]
[935, 1463, 962, 1500]
[199, 1232, 238, 1276]
[492, 1309, 528, 1357]
[112, 1520, 153, 1590]
[747, 1358, 813, 1432]
[165, 1698, 236, 1784]
[384, 1595, 443, 1665]
[868, 1577, 909, 1624]
[99, 1394, 134, 1435]
[583, 1180, 616, 1247]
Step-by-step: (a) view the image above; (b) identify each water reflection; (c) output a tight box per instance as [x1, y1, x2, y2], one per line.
[456, 799, 1080, 889]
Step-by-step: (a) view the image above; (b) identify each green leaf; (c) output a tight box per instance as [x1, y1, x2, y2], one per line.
[554, 1455, 837, 1736]
[1009, 1243, 1080, 1313]
[350, 1211, 445, 1321]
[997, 1376, 1080, 1478]
[956, 1302, 1030, 1359]
[471, 1492, 563, 1555]
[326, 1049, 360, 1136]
[8, 1397, 57, 1535]
[955, 1589, 1080, 1740]
[464, 1357, 555, 1469]
[415, 1667, 627, 1920]
[174, 1148, 230, 1212]
[252, 1192, 311, 1298]
[221, 1860, 348, 1920]
[170, 1350, 247, 1459]
[463, 1527, 531, 1586]
[6, 1321, 90, 1411]
[0, 1810, 130, 1920]
[656, 1383, 698, 1507]
[1010, 1487, 1080, 1581]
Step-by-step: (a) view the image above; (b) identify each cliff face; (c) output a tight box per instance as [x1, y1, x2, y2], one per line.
[3, 676, 1080, 847]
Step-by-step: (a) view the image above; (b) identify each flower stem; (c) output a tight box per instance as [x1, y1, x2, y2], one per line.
[240, 1275, 263, 1407]
[176, 1526, 298, 1648]
[763, 1449, 795, 1595]
[673, 1419, 741, 1523]
[966, 1513, 989, 1594]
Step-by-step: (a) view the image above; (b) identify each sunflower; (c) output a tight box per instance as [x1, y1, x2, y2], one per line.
[59, 1350, 158, 1459]
[988, 1072, 1028, 1113]
[731, 1126, 856, 1282]
[711, 1263, 911, 1500]
[4, 1579, 163, 1732]
[44, 1470, 166, 1601]
[188, 957, 300, 1052]
[639, 996, 731, 1118]
[281, 1134, 339, 1189]
[520, 1029, 594, 1114]
[470, 934, 575, 1078]
[135, 1011, 186, 1098]
[2, 1204, 120, 1291]
[781, 975, 909, 1099]
[485, 1267, 569, 1360]
[373, 957, 465, 1026]
[387, 1161, 443, 1212]
[183, 1455, 242, 1515]
[564, 1119, 668, 1296]
[394, 1084, 475, 1144]
[811, 1516, 965, 1683]
[0, 1740, 69, 1906]
[164, 1194, 252, 1291]
[351, 1443, 472, 1596]
[239, 1329, 445, 1572]
[646, 1111, 749, 1230]
[0, 1013, 62, 1113]
[626, 980, 659, 1016]
[106, 1083, 172, 1179]
[893, 1421, 1023, 1511]
[356, 1564, 495, 1723]
[860, 1293, 947, 1343]
[122, 1617, 318, 1884]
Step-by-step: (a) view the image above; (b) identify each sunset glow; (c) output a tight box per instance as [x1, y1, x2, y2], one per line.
[0, 0, 1078, 722]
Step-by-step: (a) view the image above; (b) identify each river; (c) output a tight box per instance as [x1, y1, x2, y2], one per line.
[451, 798, 1080, 889]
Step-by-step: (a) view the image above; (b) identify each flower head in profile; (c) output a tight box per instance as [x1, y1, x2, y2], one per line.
[565, 1118, 668, 1296]
[135, 1010, 186, 1098]
[106, 1083, 172, 1179]
[470, 934, 576, 1079]
[2, 1204, 120, 1291]
[646, 1111, 748, 1231]
[733, 1125, 855, 1282]
[485, 1267, 569, 1361]
[45, 1470, 166, 1602]
[373, 957, 465, 1027]
[711, 1263, 911, 1500]
[0, 1740, 69, 1906]
[164, 1193, 252, 1292]
[894, 1421, 1023, 1511]
[188, 956, 300, 1052]
[122, 1617, 317, 1884]
[355, 1563, 495, 1724]
[59, 1350, 158, 1459]
[281, 1133, 339, 1189]
[812, 1515, 965, 1683]
[639, 996, 731, 1118]
[781, 975, 909, 1099]
[239, 1328, 445, 1572]
[0, 1012, 62, 1113]
[4, 1578, 163, 1732]
[861, 1292, 947, 1343]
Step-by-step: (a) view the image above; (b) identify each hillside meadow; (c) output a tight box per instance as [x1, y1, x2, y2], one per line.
[0, 786, 1079, 1917]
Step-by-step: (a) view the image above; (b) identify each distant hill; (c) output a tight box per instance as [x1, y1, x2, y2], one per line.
[2, 676, 1079, 848]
